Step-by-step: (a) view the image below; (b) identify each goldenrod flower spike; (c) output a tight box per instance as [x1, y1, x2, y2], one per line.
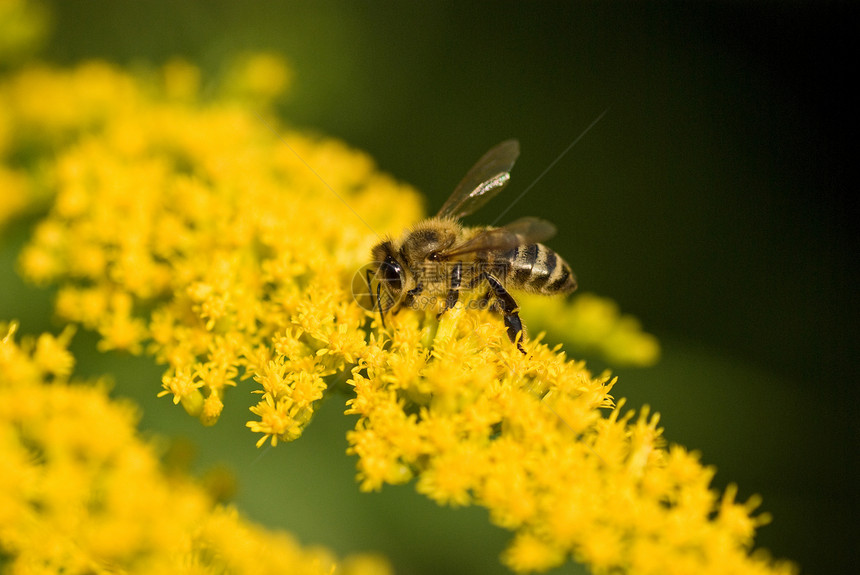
[348, 310, 794, 574]
[4, 54, 421, 435]
[1, 48, 795, 573]
[0, 323, 390, 574]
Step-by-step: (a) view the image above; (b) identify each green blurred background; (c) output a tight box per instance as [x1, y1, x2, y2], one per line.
[1, 2, 856, 574]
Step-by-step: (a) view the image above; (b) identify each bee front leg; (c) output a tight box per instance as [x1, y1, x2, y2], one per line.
[437, 261, 462, 319]
[482, 273, 526, 354]
[401, 281, 425, 312]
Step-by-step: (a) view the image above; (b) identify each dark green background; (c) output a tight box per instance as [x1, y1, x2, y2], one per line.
[2, 2, 855, 574]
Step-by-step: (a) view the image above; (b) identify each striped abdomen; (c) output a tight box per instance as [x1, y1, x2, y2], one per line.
[501, 243, 577, 295]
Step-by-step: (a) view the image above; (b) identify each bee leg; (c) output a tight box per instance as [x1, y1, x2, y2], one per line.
[404, 281, 424, 312]
[375, 282, 386, 328]
[483, 274, 526, 354]
[438, 262, 462, 319]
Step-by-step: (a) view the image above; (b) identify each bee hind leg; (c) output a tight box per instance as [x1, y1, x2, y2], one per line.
[482, 273, 526, 354]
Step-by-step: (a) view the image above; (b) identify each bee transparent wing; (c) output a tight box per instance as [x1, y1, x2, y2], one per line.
[497, 216, 557, 243]
[439, 217, 557, 257]
[435, 139, 520, 220]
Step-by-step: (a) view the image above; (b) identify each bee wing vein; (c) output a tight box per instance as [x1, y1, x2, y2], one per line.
[436, 139, 520, 220]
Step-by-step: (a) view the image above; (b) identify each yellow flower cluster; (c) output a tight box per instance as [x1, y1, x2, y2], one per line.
[2, 56, 422, 440]
[1, 51, 794, 573]
[347, 308, 793, 574]
[0, 322, 390, 574]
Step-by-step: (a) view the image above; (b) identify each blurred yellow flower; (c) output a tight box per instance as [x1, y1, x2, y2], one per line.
[521, 292, 661, 367]
[218, 51, 294, 103]
[0, 0, 49, 64]
[0, 29, 795, 574]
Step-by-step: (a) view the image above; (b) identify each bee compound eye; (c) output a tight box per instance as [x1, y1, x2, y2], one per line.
[380, 256, 403, 292]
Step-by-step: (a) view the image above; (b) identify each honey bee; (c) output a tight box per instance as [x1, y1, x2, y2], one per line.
[367, 139, 576, 352]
